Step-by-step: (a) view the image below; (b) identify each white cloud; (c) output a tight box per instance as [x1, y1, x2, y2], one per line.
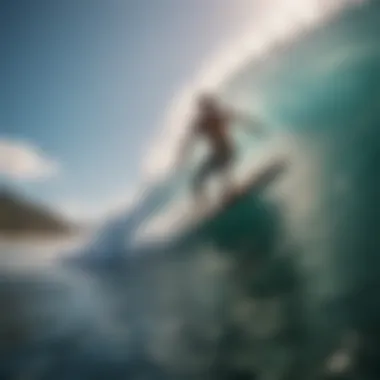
[142, 0, 365, 183]
[0, 138, 59, 180]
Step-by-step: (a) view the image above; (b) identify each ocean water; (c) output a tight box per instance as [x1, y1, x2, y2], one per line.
[1, 2, 380, 380]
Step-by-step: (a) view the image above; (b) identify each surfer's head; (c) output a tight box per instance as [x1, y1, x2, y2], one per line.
[196, 92, 219, 114]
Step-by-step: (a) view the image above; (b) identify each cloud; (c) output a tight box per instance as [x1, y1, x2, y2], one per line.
[142, 0, 366, 183]
[0, 138, 59, 180]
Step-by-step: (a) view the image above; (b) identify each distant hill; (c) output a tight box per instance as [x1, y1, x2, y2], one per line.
[0, 189, 77, 236]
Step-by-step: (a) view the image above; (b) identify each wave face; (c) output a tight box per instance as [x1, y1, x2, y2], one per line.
[1, 2, 380, 380]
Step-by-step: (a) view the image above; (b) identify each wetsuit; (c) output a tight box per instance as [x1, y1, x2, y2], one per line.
[193, 109, 235, 192]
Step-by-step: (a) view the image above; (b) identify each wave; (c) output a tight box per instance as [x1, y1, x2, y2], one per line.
[142, 0, 364, 183]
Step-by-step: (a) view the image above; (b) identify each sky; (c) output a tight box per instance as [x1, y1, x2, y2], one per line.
[0, 0, 362, 222]
[0, 0, 269, 220]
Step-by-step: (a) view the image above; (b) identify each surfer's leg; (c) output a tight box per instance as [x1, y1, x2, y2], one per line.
[217, 150, 235, 201]
[192, 155, 216, 204]
[222, 163, 234, 194]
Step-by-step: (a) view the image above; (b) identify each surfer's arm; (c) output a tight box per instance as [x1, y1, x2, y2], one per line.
[228, 108, 266, 135]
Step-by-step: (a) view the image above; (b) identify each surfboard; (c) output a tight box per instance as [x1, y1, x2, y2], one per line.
[220, 159, 286, 208]
[172, 156, 287, 247]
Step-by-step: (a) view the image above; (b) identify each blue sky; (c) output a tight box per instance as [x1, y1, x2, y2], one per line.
[1, 0, 262, 219]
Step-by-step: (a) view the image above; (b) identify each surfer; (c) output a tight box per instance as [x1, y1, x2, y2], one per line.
[177, 93, 264, 206]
